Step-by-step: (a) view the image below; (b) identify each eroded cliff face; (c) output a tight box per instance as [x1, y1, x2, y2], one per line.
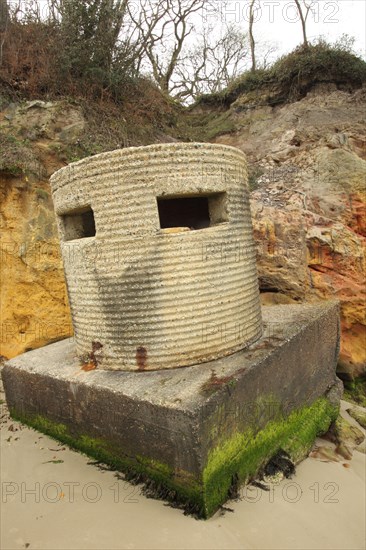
[0, 101, 80, 359]
[0, 174, 72, 358]
[1, 87, 365, 379]
[215, 85, 366, 379]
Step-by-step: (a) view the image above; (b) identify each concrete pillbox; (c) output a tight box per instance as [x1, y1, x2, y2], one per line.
[50, 143, 262, 371]
[3, 302, 342, 518]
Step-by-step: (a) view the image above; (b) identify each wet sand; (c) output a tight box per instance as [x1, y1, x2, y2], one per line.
[1, 383, 365, 550]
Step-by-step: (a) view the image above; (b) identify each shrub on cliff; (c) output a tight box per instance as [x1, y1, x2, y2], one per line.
[0, 10, 176, 149]
[270, 40, 366, 99]
[0, 132, 37, 176]
[0, 17, 137, 103]
[197, 40, 366, 108]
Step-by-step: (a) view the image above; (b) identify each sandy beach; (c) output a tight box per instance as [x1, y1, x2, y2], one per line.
[1, 378, 365, 550]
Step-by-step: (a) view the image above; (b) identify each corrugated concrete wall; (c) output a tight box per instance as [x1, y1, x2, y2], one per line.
[50, 143, 262, 370]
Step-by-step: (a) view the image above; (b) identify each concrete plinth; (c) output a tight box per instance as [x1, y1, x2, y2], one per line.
[2, 302, 342, 518]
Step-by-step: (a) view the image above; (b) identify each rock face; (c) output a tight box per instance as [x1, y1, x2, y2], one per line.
[215, 86, 366, 379]
[1, 88, 365, 379]
[0, 173, 72, 358]
[0, 101, 75, 359]
[1, 100, 85, 144]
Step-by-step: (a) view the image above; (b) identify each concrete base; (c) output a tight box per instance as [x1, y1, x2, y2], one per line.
[3, 302, 343, 517]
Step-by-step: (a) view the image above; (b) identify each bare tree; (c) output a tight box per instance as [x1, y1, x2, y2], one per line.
[248, 0, 257, 72]
[47, 0, 62, 22]
[173, 24, 249, 101]
[0, 0, 9, 65]
[248, 1, 277, 72]
[128, 0, 207, 94]
[256, 40, 278, 70]
[0, 0, 9, 29]
[294, 0, 316, 47]
[6, 0, 43, 23]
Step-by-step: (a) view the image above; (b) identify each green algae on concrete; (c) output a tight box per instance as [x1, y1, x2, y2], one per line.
[9, 396, 338, 518]
[8, 410, 185, 505]
[202, 397, 339, 517]
[9, 408, 205, 515]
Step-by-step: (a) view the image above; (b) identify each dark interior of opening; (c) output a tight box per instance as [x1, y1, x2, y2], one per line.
[158, 196, 209, 229]
[157, 193, 227, 230]
[61, 206, 96, 241]
[79, 209, 96, 237]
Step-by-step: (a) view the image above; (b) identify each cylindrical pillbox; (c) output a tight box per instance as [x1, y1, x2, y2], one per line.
[50, 143, 262, 370]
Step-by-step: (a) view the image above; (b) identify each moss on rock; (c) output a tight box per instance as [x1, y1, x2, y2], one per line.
[347, 407, 366, 429]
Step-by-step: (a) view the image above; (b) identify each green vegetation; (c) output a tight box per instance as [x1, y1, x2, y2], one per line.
[202, 397, 338, 516]
[343, 377, 366, 408]
[1, 2, 138, 104]
[248, 165, 264, 191]
[57, 96, 177, 163]
[173, 108, 237, 144]
[35, 188, 49, 200]
[10, 395, 337, 519]
[2, 23, 365, 156]
[0, 132, 36, 176]
[347, 407, 366, 429]
[196, 41, 366, 109]
[0, 4, 178, 158]
[9, 408, 205, 516]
